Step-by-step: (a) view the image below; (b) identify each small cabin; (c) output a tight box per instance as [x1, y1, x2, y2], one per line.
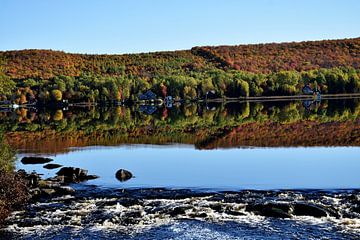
[139, 105, 157, 115]
[302, 85, 313, 95]
[139, 90, 157, 101]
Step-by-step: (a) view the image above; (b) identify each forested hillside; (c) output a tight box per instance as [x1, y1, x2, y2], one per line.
[0, 37, 359, 104]
[192, 37, 360, 73]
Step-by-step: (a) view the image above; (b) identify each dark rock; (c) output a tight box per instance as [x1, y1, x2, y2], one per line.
[293, 203, 329, 218]
[189, 212, 208, 218]
[56, 167, 90, 183]
[21, 157, 53, 165]
[119, 198, 143, 207]
[41, 188, 56, 197]
[209, 203, 224, 213]
[25, 172, 42, 187]
[43, 163, 62, 169]
[225, 209, 246, 216]
[121, 211, 143, 225]
[55, 186, 75, 195]
[29, 188, 41, 198]
[351, 205, 360, 214]
[84, 175, 99, 180]
[169, 206, 190, 217]
[115, 169, 133, 182]
[38, 180, 61, 190]
[246, 202, 292, 218]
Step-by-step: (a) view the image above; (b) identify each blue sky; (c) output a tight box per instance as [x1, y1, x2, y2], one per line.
[1, 0, 359, 54]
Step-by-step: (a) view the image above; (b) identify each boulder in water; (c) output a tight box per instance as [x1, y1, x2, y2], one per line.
[56, 167, 97, 183]
[43, 163, 62, 169]
[246, 202, 292, 218]
[21, 157, 53, 165]
[293, 203, 329, 218]
[115, 169, 133, 182]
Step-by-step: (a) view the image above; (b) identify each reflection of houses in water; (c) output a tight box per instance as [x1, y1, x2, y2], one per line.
[164, 96, 173, 108]
[139, 105, 157, 115]
[302, 98, 321, 111]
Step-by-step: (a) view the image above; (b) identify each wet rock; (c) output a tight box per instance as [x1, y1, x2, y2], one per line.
[293, 203, 328, 218]
[41, 188, 56, 197]
[169, 206, 191, 217]
[21, 157, 53, 165]
[115, 169, 133, 182]
[29, 188, 41, 198]
[119, 198, 143, 207]
[43, 163, 62, 169]
[246, 202, 292, 218]
[85, 175, 99, 180]
[38, 180, 61, 188]
[350, 205, 360, 215]
[121, 211, 143, 225]
[189, 212, 208, 218]
[23, 172, 42, 187]
[225, 209, 246, 216]
[209, 203, 224, 213]
[56, 186, 75, 195]
[56, 167, 95, 183]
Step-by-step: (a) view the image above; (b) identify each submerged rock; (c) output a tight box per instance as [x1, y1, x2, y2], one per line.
[115, 169, 133, 182]
[43, 163, 62, 169]
[21, 157, 53, 165]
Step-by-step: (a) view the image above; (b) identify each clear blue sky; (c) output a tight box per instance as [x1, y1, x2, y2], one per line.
[1, 0, 359, 54]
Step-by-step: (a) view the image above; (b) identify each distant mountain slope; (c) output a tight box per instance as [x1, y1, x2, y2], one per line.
[192, 37, 360, 73]
[0, 50, 214, 80]
[1, 37, 359, 80]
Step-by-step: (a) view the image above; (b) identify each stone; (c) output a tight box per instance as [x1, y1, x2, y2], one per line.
[225, 209, 246, 216]
[56, 186, 75, 195]
[84, 175, 99, 180]
[246, 202, 292, 218]
[169, 206, 190, 217]
[115, 169, 133, 182]
[41, 188, 56, 197]
[38, 180, 61, 188]
[43, 164, 62, 169]
[21, 157, 53, 165]
[293, 203, 329, 218]
[56, 167, 90, 183]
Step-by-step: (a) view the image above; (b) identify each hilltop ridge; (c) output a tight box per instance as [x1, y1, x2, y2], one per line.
[0, 37, 359, 104]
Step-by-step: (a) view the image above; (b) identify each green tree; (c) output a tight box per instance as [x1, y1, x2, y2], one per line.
[51, 89, 63, 101]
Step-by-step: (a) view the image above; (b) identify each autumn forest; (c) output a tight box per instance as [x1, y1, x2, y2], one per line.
[0, 37, 360, 105]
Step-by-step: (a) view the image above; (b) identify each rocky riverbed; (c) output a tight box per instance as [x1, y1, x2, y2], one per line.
[1, 156, 360, 239]
[1, 174, 360, 239]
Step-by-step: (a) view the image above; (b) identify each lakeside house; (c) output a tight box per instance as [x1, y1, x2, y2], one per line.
[139, 90, 157, 101]
[302, 85, 313, 95]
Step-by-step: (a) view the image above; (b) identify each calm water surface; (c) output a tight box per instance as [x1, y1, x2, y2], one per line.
[17, 145, 360, 190]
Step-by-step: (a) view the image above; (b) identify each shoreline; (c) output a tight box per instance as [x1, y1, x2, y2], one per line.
[2, 174, 360, 238]
[1, 93, 360, 109]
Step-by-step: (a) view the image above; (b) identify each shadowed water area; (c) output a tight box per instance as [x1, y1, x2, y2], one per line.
[1, 98, 360, 239]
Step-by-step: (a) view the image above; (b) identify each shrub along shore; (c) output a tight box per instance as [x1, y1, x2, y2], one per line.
[0, 131, 28, 224]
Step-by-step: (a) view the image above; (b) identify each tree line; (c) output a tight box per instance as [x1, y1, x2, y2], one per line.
[0, 37, 359, 104]
[1, 67, 359, 104]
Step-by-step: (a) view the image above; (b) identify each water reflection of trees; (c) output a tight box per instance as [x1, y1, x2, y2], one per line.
[1, 99, 360, 132]
[1, 99, 360, 152]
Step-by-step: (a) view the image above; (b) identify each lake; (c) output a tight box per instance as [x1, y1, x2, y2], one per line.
[16, 145, 360, 190]
[1, 98, 360, 239]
